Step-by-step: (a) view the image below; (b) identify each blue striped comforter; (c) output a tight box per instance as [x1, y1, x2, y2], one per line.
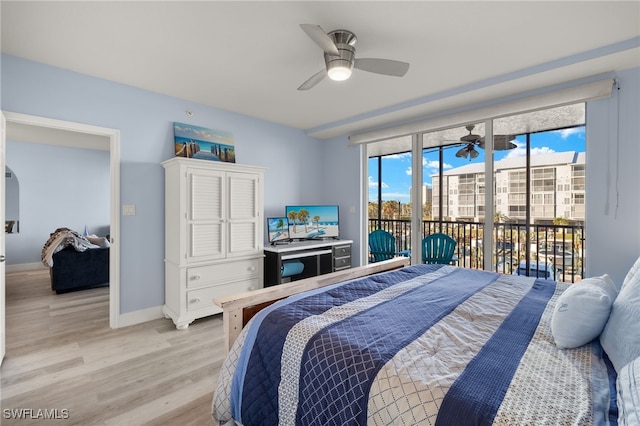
[213, 264, 617, 425]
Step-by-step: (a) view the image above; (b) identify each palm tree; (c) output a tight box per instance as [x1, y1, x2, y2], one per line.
[277, 218, 285, 232]
[494, 211, 507, 223]
[288, 210, 298, 233]
[553, 216, 570, 226]
[382, 201, 396, 219]
[403, 202, 412, 220]
[422, 202, 432, 219]
[298, 209, 310, 232]
[313, 215, 320, 230]
[368, 202, 379, 219]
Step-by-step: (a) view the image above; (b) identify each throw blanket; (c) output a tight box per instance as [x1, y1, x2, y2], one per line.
[41, 227, 99, 267]
[213, 264, 617, 426]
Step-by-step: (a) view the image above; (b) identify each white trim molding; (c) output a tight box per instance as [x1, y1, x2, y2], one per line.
[117, 305, 165, 328]
[3, 111, 121, 329]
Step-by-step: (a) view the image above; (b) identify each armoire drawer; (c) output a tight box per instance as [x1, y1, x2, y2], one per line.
[186, 278, 259, 311]
[186, 258, 260, 288]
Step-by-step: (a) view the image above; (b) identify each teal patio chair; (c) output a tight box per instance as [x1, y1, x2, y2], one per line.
[368, 230, 397, 263]
[422, 233, 457, 264]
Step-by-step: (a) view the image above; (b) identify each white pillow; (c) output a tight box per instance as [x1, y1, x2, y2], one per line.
[86, 235, 110, 248]
[551, 274, 617, 349]
[617, 355, 640, 426]
[622, 255, 640, 290]
[600, 270, 640, 373]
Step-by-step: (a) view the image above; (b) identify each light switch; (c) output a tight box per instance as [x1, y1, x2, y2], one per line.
[123, 205, 136, 216]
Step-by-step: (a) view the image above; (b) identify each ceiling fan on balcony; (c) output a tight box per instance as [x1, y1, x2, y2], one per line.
[453, 125, 517, 159]
[297, 24, 410, 90]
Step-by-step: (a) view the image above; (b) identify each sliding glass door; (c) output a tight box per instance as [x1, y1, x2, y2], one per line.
[367, 135, 412, 259]
[366, 104, 586, 283]
[422, 123, 486, 268]
[492, 106, 586, 282]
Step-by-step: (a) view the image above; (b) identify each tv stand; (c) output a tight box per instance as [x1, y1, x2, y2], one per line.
[264, 239, 353, 287]
[270, 239, 293, 246]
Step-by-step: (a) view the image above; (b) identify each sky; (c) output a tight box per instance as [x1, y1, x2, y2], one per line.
[368, 126, 586, 204]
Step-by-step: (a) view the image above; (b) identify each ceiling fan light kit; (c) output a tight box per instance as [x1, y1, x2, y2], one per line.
[327, 63, 352, 81]
[453, 124, 517, 159]
[325, 31, 356, 81]
[298, 24, 410, 90]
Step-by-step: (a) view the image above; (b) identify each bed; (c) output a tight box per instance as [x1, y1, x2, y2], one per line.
[212, 258, 640, 425]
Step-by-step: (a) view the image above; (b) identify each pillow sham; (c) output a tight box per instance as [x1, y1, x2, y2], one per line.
[551, 274, 617, 349]
[622, 255, 640, 290]
[617, 355, 640, 426]
[600, 271, 640, 373]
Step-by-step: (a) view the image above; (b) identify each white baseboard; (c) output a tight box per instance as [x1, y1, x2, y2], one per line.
[6, 262, 47, 273]
[115, 305, 164, 328]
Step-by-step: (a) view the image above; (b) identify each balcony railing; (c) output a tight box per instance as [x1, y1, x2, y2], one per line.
[368, 219, 585, 283]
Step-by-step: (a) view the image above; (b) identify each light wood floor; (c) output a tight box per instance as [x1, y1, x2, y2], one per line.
[1, 269, 224, 425]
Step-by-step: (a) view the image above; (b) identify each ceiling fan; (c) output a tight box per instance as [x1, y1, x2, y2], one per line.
[297, 24, 410, 90]
[454, 125, 517, 159]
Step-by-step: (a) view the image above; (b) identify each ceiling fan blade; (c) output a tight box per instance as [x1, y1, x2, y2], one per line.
[300, 24, 339, 56]
[494, 135, 517, 150]
[297, 69, 327, 91]
[460, 133, 481, 143]
[354, 58, 409, 77]
[478, 135, 517, 150]
[503, 141, 518, 150]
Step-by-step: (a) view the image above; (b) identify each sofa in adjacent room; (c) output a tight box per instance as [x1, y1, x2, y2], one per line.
[50, 246, 110, 294]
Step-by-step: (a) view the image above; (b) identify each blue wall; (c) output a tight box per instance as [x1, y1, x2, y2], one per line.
[317, 136, 363, 262]
[1, 54, 325, 314]
[5, 141, 110, 265]
[586, 66, 640, 286]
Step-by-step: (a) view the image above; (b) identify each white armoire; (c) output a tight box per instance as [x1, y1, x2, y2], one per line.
[162, 157, 265, 329]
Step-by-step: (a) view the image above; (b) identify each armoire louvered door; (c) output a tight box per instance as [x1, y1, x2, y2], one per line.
[187, 169, 225, 262]
[227, 171, 260, 258]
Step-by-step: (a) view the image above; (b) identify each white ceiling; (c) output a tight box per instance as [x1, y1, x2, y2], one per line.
[2, 1, 639, 140]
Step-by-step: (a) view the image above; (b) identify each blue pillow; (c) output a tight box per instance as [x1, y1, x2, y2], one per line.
[551, 274, 617, 349]
[617, 355, 640, 425]
[601, 268, 640, 372]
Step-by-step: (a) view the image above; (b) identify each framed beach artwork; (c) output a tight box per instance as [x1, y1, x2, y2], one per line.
[173, 122, 235, 163]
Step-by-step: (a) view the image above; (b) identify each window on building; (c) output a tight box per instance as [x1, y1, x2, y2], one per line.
[509, 205, 527, 217]
[572, 165, 585, 190]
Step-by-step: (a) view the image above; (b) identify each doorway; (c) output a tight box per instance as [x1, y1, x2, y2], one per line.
[2, 111, 120, 329]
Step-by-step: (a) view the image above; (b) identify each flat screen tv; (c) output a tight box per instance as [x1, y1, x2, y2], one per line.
[267, 217, 291, 244]
[285, 205, 339, 240]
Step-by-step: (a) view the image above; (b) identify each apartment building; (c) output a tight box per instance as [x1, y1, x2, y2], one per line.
[431, 151, 585, 224]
